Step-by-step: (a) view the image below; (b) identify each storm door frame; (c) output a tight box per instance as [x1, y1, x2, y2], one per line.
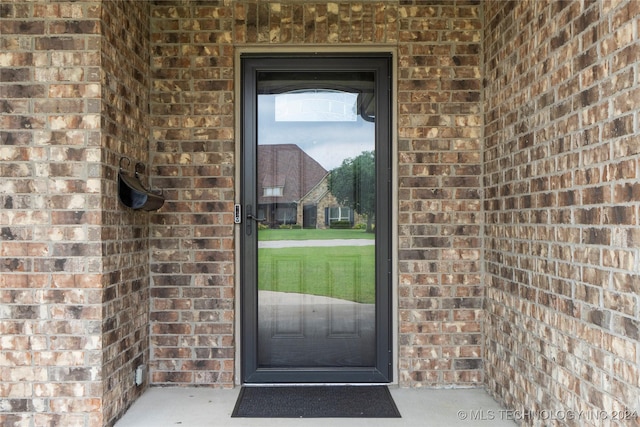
[239, 53, 393, 384]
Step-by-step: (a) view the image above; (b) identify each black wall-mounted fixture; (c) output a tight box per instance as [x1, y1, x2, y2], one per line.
[118, 157, 165, 211]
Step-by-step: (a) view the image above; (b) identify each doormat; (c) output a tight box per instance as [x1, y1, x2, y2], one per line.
[231, 386, 401, 418]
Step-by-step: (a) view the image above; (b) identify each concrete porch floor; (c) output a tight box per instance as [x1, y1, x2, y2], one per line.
[115, 387, 516, 427]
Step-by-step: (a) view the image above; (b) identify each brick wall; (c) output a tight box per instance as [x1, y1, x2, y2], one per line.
[3, 0, 640, 424]
[1, 2, 104, 426]
[397, 1, 483, 386]
[0, 1, 150, 426]
[148, 1, 236, 387]
[149, 0, 483, 388]
[484, 0, 640, 424]
[100, 0, 151, 425]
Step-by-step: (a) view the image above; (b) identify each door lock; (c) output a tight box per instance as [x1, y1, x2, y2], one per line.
[234, 204, 242, 224]
[235, 204, 266, 224]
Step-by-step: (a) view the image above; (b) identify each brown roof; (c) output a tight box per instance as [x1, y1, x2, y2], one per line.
[258, 144, 327, 204]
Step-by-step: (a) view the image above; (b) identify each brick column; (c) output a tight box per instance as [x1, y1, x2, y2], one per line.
[397, 2, 484, 386]
[0, 1, 151, 426]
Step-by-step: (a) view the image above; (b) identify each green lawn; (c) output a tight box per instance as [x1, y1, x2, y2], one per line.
[258, 228, 375, 241]
[258, 245, 375, 304]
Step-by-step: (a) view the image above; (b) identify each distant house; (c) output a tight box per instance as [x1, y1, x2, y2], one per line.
[257, 144, 354, 228]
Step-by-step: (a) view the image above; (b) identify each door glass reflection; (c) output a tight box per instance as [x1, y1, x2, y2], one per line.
[256, 72, 377, 368]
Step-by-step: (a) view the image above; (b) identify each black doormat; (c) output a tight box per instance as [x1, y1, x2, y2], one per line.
[231, 386, 401, 418]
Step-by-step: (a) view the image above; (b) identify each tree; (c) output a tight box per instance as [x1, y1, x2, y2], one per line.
[327, 150, 376, 232]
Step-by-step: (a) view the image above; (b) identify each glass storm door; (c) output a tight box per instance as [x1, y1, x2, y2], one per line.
[240, 54, 392, 383]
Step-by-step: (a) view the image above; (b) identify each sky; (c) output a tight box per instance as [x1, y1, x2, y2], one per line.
[258, 93, 375, 171]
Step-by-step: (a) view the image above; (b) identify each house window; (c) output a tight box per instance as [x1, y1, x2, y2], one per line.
[328, 207, 352, 222]
[263, 186, 283, 197]
[276, 207, 296, 224]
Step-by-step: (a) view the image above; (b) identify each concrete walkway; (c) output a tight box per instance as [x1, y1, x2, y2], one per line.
[257, 291, 375, 366]
[258, 239, 374, 248]
[115, 387, 516, 427]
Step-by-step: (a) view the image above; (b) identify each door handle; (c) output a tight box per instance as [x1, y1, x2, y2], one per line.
[245, 205, 265, 222]
[235, 204, 266, 225]
[244, 205, 265, 235]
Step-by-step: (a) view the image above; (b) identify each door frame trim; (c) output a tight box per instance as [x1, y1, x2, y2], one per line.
[234, 46, 398, 386]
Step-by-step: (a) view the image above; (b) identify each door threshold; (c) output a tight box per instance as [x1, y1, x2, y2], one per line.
[241, 383, 392, 387]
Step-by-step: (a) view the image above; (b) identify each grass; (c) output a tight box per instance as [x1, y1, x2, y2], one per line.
[258, 228, 375, 241]
[258, 245, 375, 304]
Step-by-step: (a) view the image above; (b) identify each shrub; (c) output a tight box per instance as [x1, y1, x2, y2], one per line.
[330, 220, 352, 229]
[278, 224, 301, 229]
